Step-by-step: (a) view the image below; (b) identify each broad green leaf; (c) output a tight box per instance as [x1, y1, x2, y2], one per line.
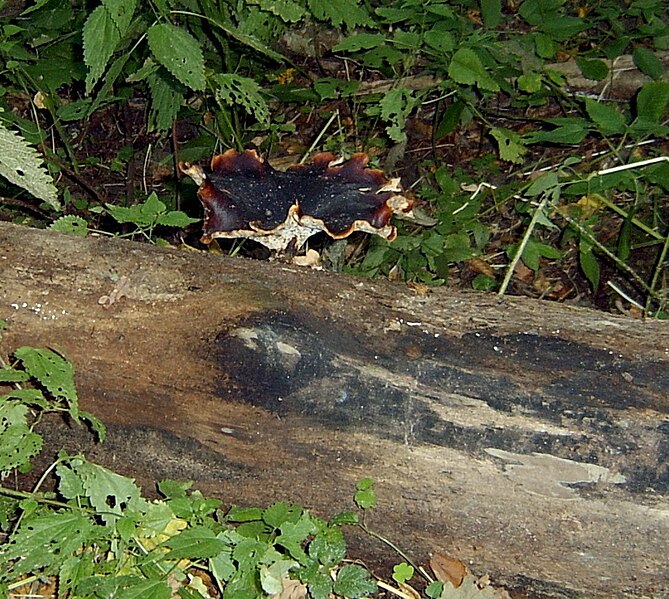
[533, 32, 556, 58]
[524, 120, 589, 144]
[480, 0, 502, 27]
[0, 368, 29, 382]
[435, 100, 465, 138]
[307, 0, 374, 28]
[71, 460, 142, 524]
[309, 526, 346, 566]
[0, 122, 59, 210]
[50, 215, 89, 236]
[448, 48, 499, 92]
[525, 171, 559, 196]
[260, 559, 298, 595]
[213, 73, 270, 125]
[102, 0, 136, 37]
[0, 401, 42, 476]
[575, 57, 609, 81]
[112, 579, 172, 599]
[518, 0, 562, 27]
[14, 347, 78, 410]
[263, 502, 302, 528]
[635, 81, 669, 123]
[333, 33, 385, 52]
[1, 512, 94, 576]
[156, 210, 199, 228]
[423, 30, 454, 54]
[633, 47, 664, 80]
[83, 4, 121, 93]
[540, 15, 587, 41]
[163, 525, 230, 559]
[585, 98, 627, 136]
[518, 73, 543, 93]
[147, 23, 206, 91]
[227, 506, 263, 522]
[490, 127, 527, 163]
[275, 513, 317, 563]
[333, 564, 377, 598]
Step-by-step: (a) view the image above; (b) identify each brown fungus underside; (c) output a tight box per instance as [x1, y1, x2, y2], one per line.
[179, 149, 414, 251]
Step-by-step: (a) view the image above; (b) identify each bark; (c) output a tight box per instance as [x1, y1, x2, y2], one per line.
[1, 221, 668, 598]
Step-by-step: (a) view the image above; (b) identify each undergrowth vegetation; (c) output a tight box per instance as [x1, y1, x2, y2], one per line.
[0, 0, 667, 316]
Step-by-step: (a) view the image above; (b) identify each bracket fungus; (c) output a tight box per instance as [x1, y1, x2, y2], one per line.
[179, 149, 414, 251]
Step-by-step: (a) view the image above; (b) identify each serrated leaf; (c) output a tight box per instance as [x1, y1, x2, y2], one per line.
[380, 88, 417, 143]
[156, 210, 199, 228]
[309, 526, 346, 566]
[69, 460, 142, 524]
[147, 69, 185, 132]
[307, 0, 374, 28]
[14, 348, 78, 413]
[147, 23, 206, 91]
[163, 525, 230, 559]
[448, 48, 499, 92]
[0, 401, 43, 476]
[249, 0, 305, 22]
[633, 47, 664, 80]
[0, 368, 29, 382]
[83, 4, 121, 94]
[585, 98, 627, 136]
[213, 73, 270, 125]
[50, 215, 89, 236]
[102, 0, 136, 37]
[0, 122, 59, 210]
[1, 512, 94, 577]
[333, 564, 377, 597]
[490, 127, 527, 163]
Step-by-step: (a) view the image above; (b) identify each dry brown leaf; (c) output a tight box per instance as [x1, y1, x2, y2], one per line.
[269, 577, 308, 599]
[466, 258, 495, 278]
[430, 553, 466, 588]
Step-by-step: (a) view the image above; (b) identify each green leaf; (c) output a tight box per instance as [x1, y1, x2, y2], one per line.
[525, 171, 559, 197]
[585, 98, 627, 136]
[635, 81, 669, 123]
[68, 459, 142, 524]
[260, 559, 298, 595]
[307, 0, 374, 29]
[156, 210, 199, 228]
[14, 348, 78, 411]
[1, 512, 94, 577]
[83, 4, 121, 94]
[252, 0, 305, 21]
[147, 69, 185, 133]
[309, 526, 346, 566]
[426, 581, 445, 598]
[113, 579, 172, 599]
[579, 240, 600, 290]
[524, 119, 589, 144]
[354, 478, 377, 509]
[423, 30, 454, 54]
[263, 502, 302, 528]
[490, 127, 527, 164]
[0, 122, 60, 210]
[0, 401, 43, 476]
[480, 0, 502, 27]
[49, 215, 89, 236]
[275, 513, 317, 563]
[213, 73, 270, 125]
[333, 564, 377, 598]
[575, 57, 609, 81]
[147, 23, 206, 91]
[392, 562, 415, 584]
[448, 48, 499, 92]
[163, 525, 230, 559]
[0, 368, 29, 382]
[333, 33, 385, 52]
[633, 47, 664, 80]
[227, 506, 263, 522]
[518, 73, 543, 93]
[380, 88, 417, 142]
[103, 0, 136, 37]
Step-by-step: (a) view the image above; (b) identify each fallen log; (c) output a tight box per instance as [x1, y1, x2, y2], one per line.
[1, 220, 668, 598]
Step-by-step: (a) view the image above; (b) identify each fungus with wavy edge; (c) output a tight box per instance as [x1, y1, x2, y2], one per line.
[179, 149, 414, 252]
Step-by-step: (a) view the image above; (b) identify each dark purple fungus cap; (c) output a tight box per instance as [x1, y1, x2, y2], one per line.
[179, 149, 414, 251]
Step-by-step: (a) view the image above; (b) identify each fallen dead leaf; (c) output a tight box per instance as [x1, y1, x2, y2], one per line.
[269, 577, 308, 599]
[430, 553, 466, 588]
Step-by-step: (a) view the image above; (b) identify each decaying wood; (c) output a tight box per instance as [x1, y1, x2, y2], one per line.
[1, 221, 668, 598]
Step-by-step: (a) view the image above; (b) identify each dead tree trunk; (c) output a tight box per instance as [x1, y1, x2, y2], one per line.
[1, 221, 668, 598]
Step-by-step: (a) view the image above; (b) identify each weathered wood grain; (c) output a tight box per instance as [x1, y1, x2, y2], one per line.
[1, 221, 668, 598]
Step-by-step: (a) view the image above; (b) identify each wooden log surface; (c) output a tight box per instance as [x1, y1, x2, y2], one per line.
[1, 221, 668, 598]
